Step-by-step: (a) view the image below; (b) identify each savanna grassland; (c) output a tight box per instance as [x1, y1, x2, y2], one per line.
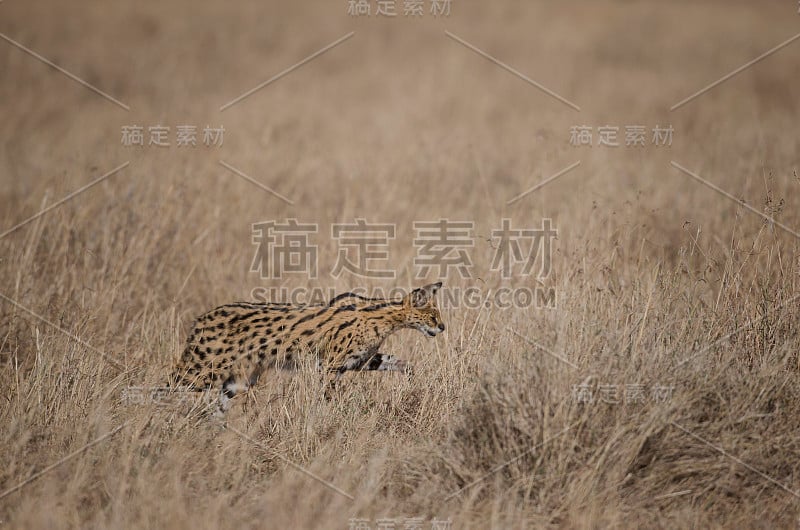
[2, 1, 800, 528]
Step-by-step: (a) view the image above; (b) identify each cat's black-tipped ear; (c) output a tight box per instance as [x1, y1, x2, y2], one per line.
[406, 282, 442, 307]
[423, 282, 442, 297]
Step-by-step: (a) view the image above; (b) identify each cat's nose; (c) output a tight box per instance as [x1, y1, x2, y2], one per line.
[438, 323, 445, 332]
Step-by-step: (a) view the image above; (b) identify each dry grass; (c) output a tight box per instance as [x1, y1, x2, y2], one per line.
[2, 0, 800, 528]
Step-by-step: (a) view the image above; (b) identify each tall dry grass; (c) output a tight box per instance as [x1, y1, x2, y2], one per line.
[2, 0, 800, 528]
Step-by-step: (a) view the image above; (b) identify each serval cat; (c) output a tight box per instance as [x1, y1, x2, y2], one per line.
[171, 282, 445, 416]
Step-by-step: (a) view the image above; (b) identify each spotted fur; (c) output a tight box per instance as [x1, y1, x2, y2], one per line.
[172, 283, 445, 416]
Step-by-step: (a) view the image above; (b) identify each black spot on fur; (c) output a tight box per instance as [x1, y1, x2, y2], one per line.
[362, 302, 395, 312]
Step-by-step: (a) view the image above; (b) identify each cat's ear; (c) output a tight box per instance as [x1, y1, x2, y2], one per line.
[405, 282, 442, 308]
